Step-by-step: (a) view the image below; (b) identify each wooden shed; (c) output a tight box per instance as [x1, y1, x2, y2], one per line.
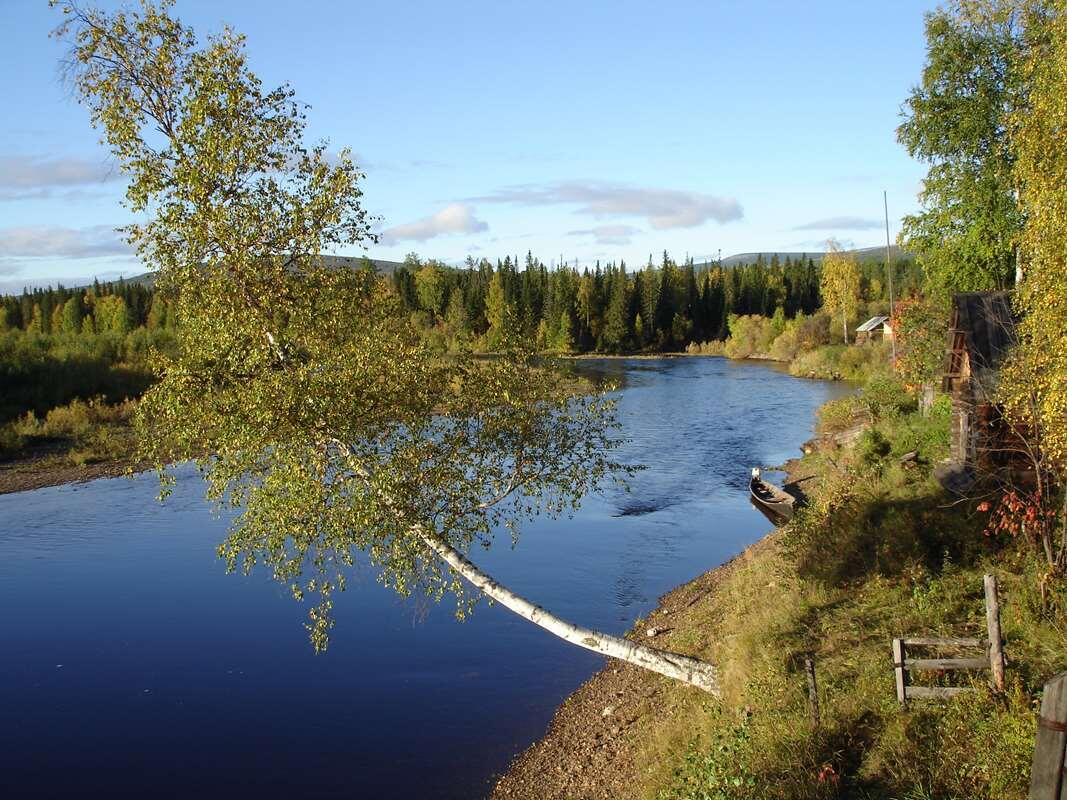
[941, 292, 1019, 468]
[855, 315, 893, 344]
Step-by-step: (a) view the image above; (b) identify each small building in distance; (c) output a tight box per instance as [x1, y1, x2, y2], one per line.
[855, 315, 893, 344]
[941, 291, 1019, 469]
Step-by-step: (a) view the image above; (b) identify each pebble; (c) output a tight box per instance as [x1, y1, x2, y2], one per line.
[601, 705, 615, 717]
[646, 626, 660, 637]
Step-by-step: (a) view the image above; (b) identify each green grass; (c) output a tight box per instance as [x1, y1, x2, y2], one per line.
[633, 390, 1065, 800]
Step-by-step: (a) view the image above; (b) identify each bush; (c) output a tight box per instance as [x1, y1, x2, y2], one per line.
[687, 340, 725, 356]
[43, 400, 93, 439]
[859, 376, 917, 421]
[724, 314, 777, 359]
[789, 341, 893, 382]
[858, 429, 892, 464]
[790, 345, 846, 379]
[817, 396, 862, 434]
[0, 425, 23, 460]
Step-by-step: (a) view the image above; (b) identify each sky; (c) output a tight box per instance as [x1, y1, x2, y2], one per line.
[0, 0, 939, 292]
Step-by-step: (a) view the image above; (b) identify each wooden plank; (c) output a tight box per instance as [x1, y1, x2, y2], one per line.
[804, 655, 819, 727]
[985, 574, 1007, 692]
[893, 638, 907, 705]
[904, 686, 975, 699]
[905, 657, 990, 671]
[1029, 671, 1067, 800]
[902, 637, 985, 648]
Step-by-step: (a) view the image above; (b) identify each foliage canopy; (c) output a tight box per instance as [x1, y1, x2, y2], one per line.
[54, 0, 625, 648]
[897, 0, 1030, 294]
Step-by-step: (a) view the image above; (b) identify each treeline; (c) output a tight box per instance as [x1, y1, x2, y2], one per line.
[0, 278, 175, 335]
[0, 279, 176, 423]
[391, 251, 918, 353]
[0, 251, 916, 420]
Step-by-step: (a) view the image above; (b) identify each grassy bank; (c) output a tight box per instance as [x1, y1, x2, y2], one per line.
[626, 386, 1064, 799]
[0, 396, 142, 494]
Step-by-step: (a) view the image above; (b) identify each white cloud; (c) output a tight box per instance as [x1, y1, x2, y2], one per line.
[794, 216, 881, 231]
[473, 180, 742, 229]
[567, 224, 642, 245]
[379, 203, 489, 245]
[0, 155, 120, 200]
[0, 224, 131, 260]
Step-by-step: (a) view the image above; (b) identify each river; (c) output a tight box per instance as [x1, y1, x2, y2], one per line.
[0, 357, 847, 799]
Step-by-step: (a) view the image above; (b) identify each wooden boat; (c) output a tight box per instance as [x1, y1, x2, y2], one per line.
[749, 472, 796, 521]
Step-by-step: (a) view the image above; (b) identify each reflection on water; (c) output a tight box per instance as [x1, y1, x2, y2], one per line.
[0, 357, 848, 800]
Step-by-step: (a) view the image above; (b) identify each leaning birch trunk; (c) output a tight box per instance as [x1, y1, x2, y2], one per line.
[419, 529, 721, 695]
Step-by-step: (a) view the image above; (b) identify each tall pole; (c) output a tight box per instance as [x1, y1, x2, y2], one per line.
[884, 190, 897, 360]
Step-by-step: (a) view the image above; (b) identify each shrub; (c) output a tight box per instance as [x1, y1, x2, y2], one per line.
[724, 314, 777, 359]
[43, 400, 93, 439]
[796, 312, 832, 352]
[686, 340, 725, 356]
[858, 429, 892, 464]
[817, 396, 862, 434]
[12, 411, 42, 437]
[0, 425, 23, 460]
[859, 376, 917, 421]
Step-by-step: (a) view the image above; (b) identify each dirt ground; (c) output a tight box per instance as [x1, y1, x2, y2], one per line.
[490, 534, 778, 800]
[0, 449, 142, 495]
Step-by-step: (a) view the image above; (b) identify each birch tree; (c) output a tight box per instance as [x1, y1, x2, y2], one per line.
[897, 0, 1029, 294]
[819, 241, 861, 344]
[52, 0, 719, 693]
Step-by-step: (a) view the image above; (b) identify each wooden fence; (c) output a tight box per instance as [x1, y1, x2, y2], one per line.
[892, 574, 1006, 704]
[884, 574, 1066, 798]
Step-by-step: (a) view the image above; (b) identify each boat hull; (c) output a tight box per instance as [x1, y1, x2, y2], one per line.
[749, 476, 795, 521]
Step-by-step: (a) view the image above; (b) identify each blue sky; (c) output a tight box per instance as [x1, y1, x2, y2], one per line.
[0, 0, 937, 291]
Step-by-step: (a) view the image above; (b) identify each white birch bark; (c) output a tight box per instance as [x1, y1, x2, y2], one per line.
[419, 529, 721, 695]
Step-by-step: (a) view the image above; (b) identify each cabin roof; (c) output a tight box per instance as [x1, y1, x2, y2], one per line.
[856, 315, 890, 332]
[950, 292, 1017, 369]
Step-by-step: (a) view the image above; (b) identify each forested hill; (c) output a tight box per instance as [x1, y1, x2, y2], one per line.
[20, 255, 408, 292]
[704, 245, 910, 270]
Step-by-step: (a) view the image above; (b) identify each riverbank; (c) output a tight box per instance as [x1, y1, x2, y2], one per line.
[0, 448, 139, 494]
[0, 396, 141, 495]
[492, 379, 1064, 799]
[491, 531, 782, 800]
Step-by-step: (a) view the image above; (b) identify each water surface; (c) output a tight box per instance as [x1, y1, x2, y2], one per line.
[0, 357, 847, 799]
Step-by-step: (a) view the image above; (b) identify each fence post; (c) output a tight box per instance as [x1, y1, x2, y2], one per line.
[893, 638, 907, 705]
[1029, 671, 1067, 800]
[984, 574, 1006, 692]
[804, 655, 820, 727]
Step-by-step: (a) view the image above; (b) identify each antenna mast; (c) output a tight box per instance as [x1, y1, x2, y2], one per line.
[884, 190, 896, 360]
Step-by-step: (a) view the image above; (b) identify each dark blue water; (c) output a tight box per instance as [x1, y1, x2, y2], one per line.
[0, 358, 847, 799]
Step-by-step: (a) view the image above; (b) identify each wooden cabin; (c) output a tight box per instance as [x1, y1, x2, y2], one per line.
[855, 315, 893, 344]
[941, 292, 1019, 469]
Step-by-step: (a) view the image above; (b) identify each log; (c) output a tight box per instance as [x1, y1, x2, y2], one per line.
[420, 530, 721, 695]
[902, 636, 985, 647]
[905, 686, 975, 699]
[1029, 671, 1067, 800]
[893, 638, 907, 705]
[804, 655, 819, 727]
[985, 574, 1006, 692]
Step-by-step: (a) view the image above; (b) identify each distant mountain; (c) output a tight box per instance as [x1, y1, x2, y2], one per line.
[696, 245, 910, 270]
[48, 255, 405, 293]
